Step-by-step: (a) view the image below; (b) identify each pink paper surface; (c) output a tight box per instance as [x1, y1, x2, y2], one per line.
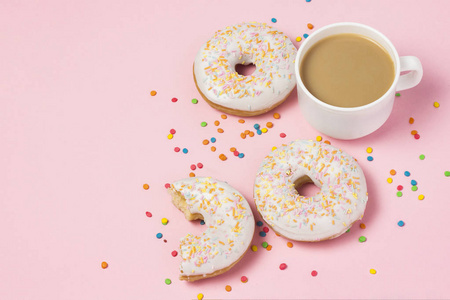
[1, 0, 450, 299]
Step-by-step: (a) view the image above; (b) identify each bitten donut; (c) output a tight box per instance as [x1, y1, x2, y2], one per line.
[168, 177, 255, 281]
[254, 140, 368, 241]
[193, 22, 297, 116]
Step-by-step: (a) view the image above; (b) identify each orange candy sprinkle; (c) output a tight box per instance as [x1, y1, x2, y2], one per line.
[411, 130, 418, 135]
[287, 242, 293, 248]
[217, 128, 224, 133]
[390, 169, 397, 175]
[266, 245, 272, 251]
[266, 122, 274, 128]
[360, 223, 366, 229]
[214, 120, 220, 126]
[248, 131, 255, 137]
[240, 133, 246, 139]
[225, 285, 232, 292]
[143, 184, 149, 190]
[244, 130, 250, 135]
[230, 147, 237, 152]
[221, 114, 227, 119]
[238, 119, 245, 123]
[219, 154, 227, 161]
[202, 139, 210, 145]
[307, 23, 314, 29]
[273, 112, 280, 119]
[150, 90, 157, 96]
[101, 261, 108, 269]
[324, 140, 331, 145]
[211, 146, 216, 152]
[409, 117, 415, 124]
[189, 172, 195, 177]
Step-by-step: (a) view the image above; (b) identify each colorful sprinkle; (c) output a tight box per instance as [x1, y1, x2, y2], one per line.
[360, 223, 366, 229]
[190, 164, 197, 171]
[210, 137, 216, 143]
[404, 171, 411, 177]
[367, 156, 373, 161]
[219, 154, 227, 161]
[251, 245, 258, 252]
[279, 263, 287, 270]
[257, 129, 262, 135]
[397, 220, 405, 227]
[202, 139, 209, 145]
[280, 133, 286, 138]
[238, 153, 244, 158]
[287, 242, 293, 248]
[174, 147, 180, 152]
[171, 250, 178, 257]
[359, 236, 367, 243]
[217, 128, 224, 133]
[261, 128, 268, 133]
[210, 146, 216, 152]
[167, 134, 173, 140]
[221, 114, 227, 119]
[411, 180, 417, 186]
[266, 245, 272, 251]
[225, 285, 232, 292]
[214, 120, 220, 126]
[273, 112, 280, 119]
[370, 269, 377, 274]
[241, 276, 248, 283]
[182, 148, 188, 154]
[409, 117, 414, 124]
[262, 241, 268, 248]
[200, 220, 205, 225]
[266, 122, 273, 128]
[419, 154, 425, 160]
[101, 261, 108, 269]
[303, 33, 309, 38]
[397, 191, 403, 197]
[271, 18, 277, 23]
[256, 221, 263, 226]
[197, 293, 204, 300]
[233, 150, 239, 156]
[366, 147, 373, 153]
[390, 169, 396, 175]
[411, 130, 418, 135]
[189, 172, 195, 177]
[311, 270, 318, 277]
[316, 136, 322, 142]
[156, 233, 163, 239]
[197, 163, 203, 168]
[238, 119, 245, 123]
[145, 211, 152, 218]
[200, 122, 207, 127]
[387, 178, 393, 184]
[418, 194, 425, 200]
[161, 218, 168, 225]
[411, 186, 418, 191]
[433, 101, 440, 108]
[165, 278, 171, 285]
[150, 90, 157, 96]
[191, 98, 198, 104]
[263, 227, 269, 233]
[414, 133, 420, 139]
[164, 183, 171, 189]
[307, 23, 314, 29]
[445, 171, 450, 177]
[397, 185, 403, 191]
[259, 231, 266, 237]
[171, 97, 178, 103]
[296, 36, 302, 42]
[395, 92, 401, 97]
[143, 184, 149, 190]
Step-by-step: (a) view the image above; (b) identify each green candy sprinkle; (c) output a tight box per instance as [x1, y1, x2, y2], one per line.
[397, 191, 403, 197]
[262, 241, 268, 248]
[411, 186, 418, 191]
[419, 154, 425, 160]
[200, 121, 207, 127]
[395, 93, 401, 97]
[192, 98, 198, 104]
[165, 278, 171, 285]
[359, 236, 367, 243]
[346, 228, 351, 233]
[445, 171, 450, 177]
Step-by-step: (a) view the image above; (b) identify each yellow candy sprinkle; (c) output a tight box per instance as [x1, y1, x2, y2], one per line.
[251, 245, 258, 252]
[316, 136, 322, 142]
[162, 218, 168, 225]
[261, 128, 268, 133]
[366, 147, 373, 153]
[370, 269, 377, 274]
[387, 178, 393, 184]
[418, 194, 425, 200]
[296, 36, 302, 42]
[271, 146, 277, 151]
[433, 101, 440, 108]
[167, 134, 173, 140]
[197, 293, 204, 300]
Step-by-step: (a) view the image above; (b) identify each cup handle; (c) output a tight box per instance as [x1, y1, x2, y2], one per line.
[396, 56, 423, 91]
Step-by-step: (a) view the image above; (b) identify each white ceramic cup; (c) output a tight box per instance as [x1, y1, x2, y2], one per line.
[295, 22, 423, 140]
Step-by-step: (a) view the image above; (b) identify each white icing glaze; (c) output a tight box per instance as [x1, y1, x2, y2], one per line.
[254, 140, 368, 241]
[194, 22, 297, 113]
[171, 177, 255, 278]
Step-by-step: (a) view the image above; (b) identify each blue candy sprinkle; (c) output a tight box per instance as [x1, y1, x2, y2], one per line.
[306, 0, 311, 2]
[411, 180, 417, 186]
[182, 148, 188, 154]
[256, 221, 263, 227]
[271, 18, 277, 23]
[156, 233, 163, 239]
[259, 231, 266, 237]
[254, 123, 260, 129]
[200, 220, 205, 225]
[303, 33, 309, 38]
[397, 220, 405, 227]
[367, 156, 374, 161]
[238, 153, 244, 158]
[257, 129, 262, 135]
[404, 171, 411, 177]
[210, 137, 216, 143]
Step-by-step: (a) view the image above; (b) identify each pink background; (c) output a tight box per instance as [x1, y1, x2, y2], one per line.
[1, 0, 450, 299]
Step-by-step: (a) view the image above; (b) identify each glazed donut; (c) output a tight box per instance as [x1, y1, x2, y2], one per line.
[254, 140, 368, 241]
[193, 22, 297, 116]
[168, 177, 255, 281]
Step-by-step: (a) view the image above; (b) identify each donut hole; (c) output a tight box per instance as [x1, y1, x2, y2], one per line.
[235, 63, 256, 76]
[294, 176, 321, 198]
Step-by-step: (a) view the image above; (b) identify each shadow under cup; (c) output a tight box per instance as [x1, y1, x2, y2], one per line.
[295, 22, 415, 140]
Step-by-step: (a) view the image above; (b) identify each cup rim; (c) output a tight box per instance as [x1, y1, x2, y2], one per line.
[294, 22, 401, 112]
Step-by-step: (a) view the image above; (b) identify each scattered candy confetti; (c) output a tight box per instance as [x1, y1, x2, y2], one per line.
[287, 242, 293, 248]
[303, 33, 309, 38]
[418, 194, 425, 200]
[182, 148, 188, 154]
[241, 276, 248, 283]
[404, 171, 411, 177]
[197, 163, 203, 168]
[271, 18, 277, 23]
[266, 245, 272, 251]
[360, 223, 366, 229]
[307, 23, 314, 29]
[366, 147, 373, 153]
[395, 92, 401, 97]
[197, 293, 204, 300]
[411, 180, 417, 186]
[390, 169, 397, 175]
[262, 241, 268, 248]
[164, 183, 171, 189]
[146, 211, 152, 218]
[316, 136, 322, 142]
[409, 117, 414, 124]
[414, 133, 420, 139]
[445, 171, 450, 177]
[221, 114, 227, 119]
[433, 101, 440, 108]
[171, 97, 178, 103]
[210, 137, 216, 143]
[280, 133, 286, 138]
[251, 245, 258, 252]
[273, 112, 280, 119]
[165, 278, 171, 285]
[101, 261, 108, 269]
[411, 130, 418, 135]
[367, 156, 374, 161]
[259, 231, 266, 237]
[171, 251, 178, 257]
[210, 146, 216, 152]
[200, 122, 207, 127]
[238, 119, 245, 123]
[189, 172, 195, 177]
[150, 90, 157, 96]
[214, 120, 220, 126]
[398, 220, 405, 227]
[279, 263, 287, 270]
[256, 221, 263, 226]
[311, 270, 318, 277]
[263, 227, 269, 233]
[191, 98, 198, 104]
[397, 185, 403, 191]
[219, 154, 227, 161]
[387, 178, 393, 184]
[225, 285, 232, 292]
[161, 218, 168, 225]
[143, 184, 149, 190]
[167, 134, 173, 139]
[156, 233, 163, 239]
[174, 147, 180, 152]
[296, 36, 302, 42]
[217, 128, 224, 133]
[411, 186, 418, 191]
[419, 154, 425, 160]
[370, 269, 377, 274]
[359, 236, 367, 243]
[397, 191, 403, 197]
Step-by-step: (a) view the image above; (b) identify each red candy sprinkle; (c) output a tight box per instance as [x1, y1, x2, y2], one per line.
[164, 183, 171, 189]
[414, 133, 420, 139]
[241, 276, 248, 283]
[174, 147, 180, 152]
[171, 97, 178, 102]
[263, 227, 269, 233]
[311, 270, 318, 277]
[197, 163, 203, 169]
[280, 133, 286, 138]
[145, 211, 152, 217]
[190, 164, 196, 170]
[171, 251, 178, 257]
[279, 263, 287, 270]
[234, 150, 240, 156]
[397, 185, 403, 191]
[170, 129, 176, 134]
